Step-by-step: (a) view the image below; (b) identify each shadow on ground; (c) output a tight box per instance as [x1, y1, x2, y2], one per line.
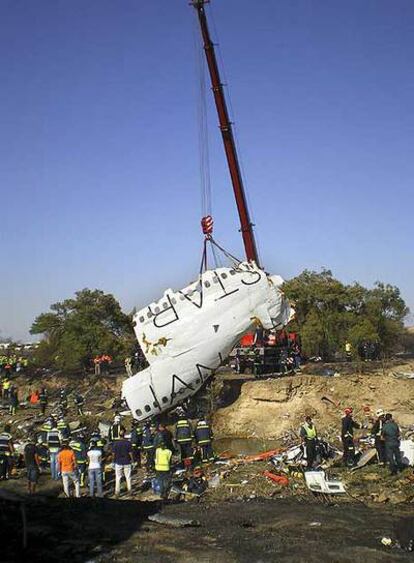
[0, 496, 159, 562]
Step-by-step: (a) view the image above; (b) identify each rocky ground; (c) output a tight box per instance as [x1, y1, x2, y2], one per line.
[1, 359, 414, 561]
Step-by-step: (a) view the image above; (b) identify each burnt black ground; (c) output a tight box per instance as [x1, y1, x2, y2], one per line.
[1, 492, 412, 562]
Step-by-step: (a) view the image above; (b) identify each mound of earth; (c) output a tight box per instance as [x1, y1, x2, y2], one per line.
[213, 363, 414, 440]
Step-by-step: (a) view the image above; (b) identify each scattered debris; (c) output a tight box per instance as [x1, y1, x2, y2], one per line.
[393, 371, 414, 380]
[400, 440, 414, 465]
[263, 471, 289, 486]
[381, 537, 392, 546]
[148, 514, 201, 528]
[304, 471, 346, 494]
[351, 448, 377, 471]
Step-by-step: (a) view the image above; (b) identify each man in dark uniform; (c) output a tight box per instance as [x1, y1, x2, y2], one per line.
[24, 436, 40, 494]
[142, 422, 155, 471]
[381, 413, 404, 475]
[39, 388, 48, 416]
[109, 415, 125, 444]
[175, 417, 194, 467]
[0, 424, 14, 480]
[341, 407, 360, 467]
[130, 420, 143, 467]
[194, 419, 214, 463]
[154, 423, 174, 452]
[74, 394, 85, 416]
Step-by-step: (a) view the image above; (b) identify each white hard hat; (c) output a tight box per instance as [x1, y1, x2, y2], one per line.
[376, 409, 384, 417]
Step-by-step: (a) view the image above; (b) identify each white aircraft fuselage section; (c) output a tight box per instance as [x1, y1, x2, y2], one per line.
[122, 261, 293, 421]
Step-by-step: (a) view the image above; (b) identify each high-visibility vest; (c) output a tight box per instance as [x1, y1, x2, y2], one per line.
[41, 421, 53, 433]
[69, 440, 87, 463]
[175, 420, 192, 443]
[142, 428, 154, 450]
[3, 380, 10, 390]
[57, 421, 70, 438]
[155, 448, 172, 471]
[0, 432, 12, 455]
[195, 422, 211, 445]
[47, 430, 61, 452]
[302, 423, 317, 440]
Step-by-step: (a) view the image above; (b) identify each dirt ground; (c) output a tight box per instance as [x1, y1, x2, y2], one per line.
[1, 490, 413, 562]
[213, 360, 414, 440]
[1, 360, 414, 561]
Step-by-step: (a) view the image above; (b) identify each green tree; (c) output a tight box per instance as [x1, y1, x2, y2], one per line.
[31, 289, 135, 371]
[283, 270, 408, 359]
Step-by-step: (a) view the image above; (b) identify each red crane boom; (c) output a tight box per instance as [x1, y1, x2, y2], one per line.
[192, 0, 261, 267]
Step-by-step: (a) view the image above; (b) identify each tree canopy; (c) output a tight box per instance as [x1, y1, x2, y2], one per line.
[283, 269, 409, 359]
[30, 289, 135, 371]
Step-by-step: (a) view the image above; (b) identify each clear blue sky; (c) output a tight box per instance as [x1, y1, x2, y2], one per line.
[1, 0, 413, 341]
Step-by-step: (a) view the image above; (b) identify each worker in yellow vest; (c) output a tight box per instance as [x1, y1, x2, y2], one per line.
[2, 378, 11, 400]
[300, 415, 318, 469]
[154, 441, 172, 499]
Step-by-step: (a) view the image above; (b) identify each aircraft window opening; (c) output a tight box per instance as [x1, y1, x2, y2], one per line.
[179, 294, 185, 301]
[162, 396, 168, 404]
[213, 277, 218, 284]
[221, 273, 227, 279]
[204, 281, 211, 288]
[139, 316, 145, 323]
[171, 298, 177, 304]
[195, 378, 201, 384]
[153, 402, 159, 408]
[230, 270, 236, 275]
[147, 311, 153, 318]
[154, 306, 160, 313]
[162, 302, 168, 309]
[136, 409, 142, 417]
[144, 405, 151, 413]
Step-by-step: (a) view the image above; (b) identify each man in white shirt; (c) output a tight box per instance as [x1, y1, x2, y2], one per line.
[87, 439, 103, 497]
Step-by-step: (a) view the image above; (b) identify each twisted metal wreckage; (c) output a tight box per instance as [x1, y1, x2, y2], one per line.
[123, 1, 293, 420]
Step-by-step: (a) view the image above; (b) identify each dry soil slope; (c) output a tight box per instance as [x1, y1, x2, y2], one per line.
[213, 367, 414, 439]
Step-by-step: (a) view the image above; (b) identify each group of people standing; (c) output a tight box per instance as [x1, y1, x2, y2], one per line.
[300, 407, 406, 475]
[0, 355, 28, 377]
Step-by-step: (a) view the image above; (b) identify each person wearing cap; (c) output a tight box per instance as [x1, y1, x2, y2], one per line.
[341, 407, 360, 467]
[381, 413, 404, 475]
[70, 434, 88, 487]
[36, 435, 49, 472]
[109, 415, 124, 444]
[371, 409, 386, 464]
[300, 415, 318, 469]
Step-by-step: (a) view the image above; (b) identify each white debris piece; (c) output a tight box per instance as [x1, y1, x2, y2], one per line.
[304, 471, 346, 494]
[400, 440, 414, 466]
[123, 261, 293, 421]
